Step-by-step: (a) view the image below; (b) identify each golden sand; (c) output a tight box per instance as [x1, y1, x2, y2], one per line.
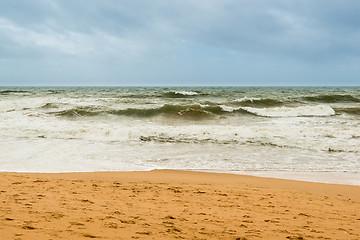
[0, 170, 359, 239]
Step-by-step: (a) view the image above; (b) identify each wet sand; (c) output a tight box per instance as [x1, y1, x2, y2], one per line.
[0, 170, 359, 239]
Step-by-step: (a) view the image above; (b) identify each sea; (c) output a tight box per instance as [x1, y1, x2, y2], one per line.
[0, 87, 359, 185]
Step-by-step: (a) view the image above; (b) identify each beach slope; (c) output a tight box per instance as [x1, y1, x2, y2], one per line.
[0, 170, 359, 239]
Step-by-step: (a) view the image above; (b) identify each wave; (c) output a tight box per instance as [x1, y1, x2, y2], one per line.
[0, 90, 31, 94]
[51, 107, 104, 117]
[111, 104, 225, 119]
[240, 105, 336, 117]
[162, 91, 200, 98]
[303, 94, 360, 103]
[45, 89, 65, 94]
[49, 104, 228, 119]
[232, 97, 284, 107]
[41, 103, 64, 109]
[114, 93, 158, 99]
[49, 104, 337, 119]
[219, 105, 256, 116]
[335, 107, 360, 116]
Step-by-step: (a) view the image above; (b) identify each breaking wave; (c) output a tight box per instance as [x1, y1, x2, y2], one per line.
[48, 103, 339, 119]
[50, 104, 229, 119]
[240, 105, 336, 117]
[111, 104, 225, 119]
[233, 97, 284, 107]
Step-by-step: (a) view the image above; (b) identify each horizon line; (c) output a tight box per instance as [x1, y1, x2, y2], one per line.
[1, 85, 360, 88]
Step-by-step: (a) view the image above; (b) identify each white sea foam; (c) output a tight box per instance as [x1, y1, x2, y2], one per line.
[1, 87, 360, 185]
[234, 97, 261, 102]
[219, 105, 239, 112]
[1, 108, 358, 153]
[174, 91, 199, 96]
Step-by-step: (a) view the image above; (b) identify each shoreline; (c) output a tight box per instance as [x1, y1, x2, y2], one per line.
[1, 170, 359, 239]
[198, 170, 360, 186]
[1, 169, 359, 186]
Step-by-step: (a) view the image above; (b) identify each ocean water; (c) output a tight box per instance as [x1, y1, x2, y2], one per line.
[0, 87, 359, 185]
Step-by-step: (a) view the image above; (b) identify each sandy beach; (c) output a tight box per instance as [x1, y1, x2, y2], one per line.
[0, 170, 359, 240]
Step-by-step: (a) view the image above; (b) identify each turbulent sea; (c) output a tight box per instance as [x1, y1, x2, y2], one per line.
[1, 87, 359, 185]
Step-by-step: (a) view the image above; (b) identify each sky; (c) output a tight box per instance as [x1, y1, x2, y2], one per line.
[0, 0, 360, 86]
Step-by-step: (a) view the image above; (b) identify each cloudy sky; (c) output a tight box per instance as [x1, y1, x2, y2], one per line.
[1, 0, 360, 86]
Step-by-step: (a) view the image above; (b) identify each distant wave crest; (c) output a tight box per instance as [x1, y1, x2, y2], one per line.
[163, 91, 200, 98]
[303, 94, 360, 103]
[0, 90, 31, 94]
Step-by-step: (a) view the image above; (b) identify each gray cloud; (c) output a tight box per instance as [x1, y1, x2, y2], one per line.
[1, 0, 360, 61]
[1, 0, 360, 86]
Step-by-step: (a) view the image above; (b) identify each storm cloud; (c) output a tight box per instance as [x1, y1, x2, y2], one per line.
[1, 0, 360, 85]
